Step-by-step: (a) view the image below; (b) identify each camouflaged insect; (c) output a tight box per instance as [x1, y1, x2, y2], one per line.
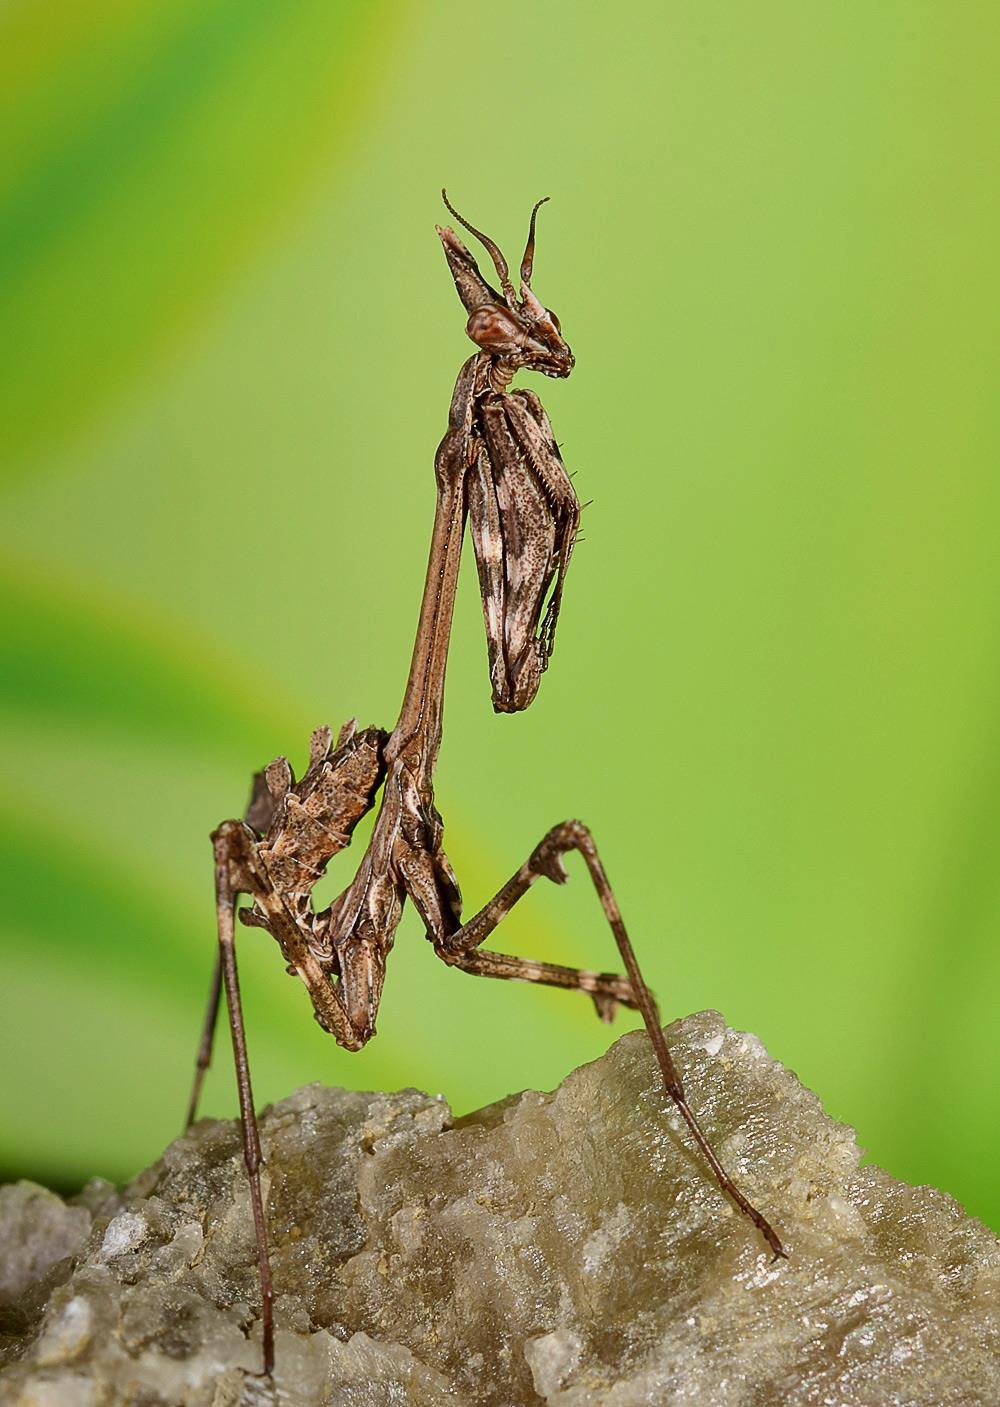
[190, 193, 785, 1379]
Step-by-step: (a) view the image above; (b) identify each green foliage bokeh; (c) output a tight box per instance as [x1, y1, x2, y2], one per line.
[1, 1, 997, 1231]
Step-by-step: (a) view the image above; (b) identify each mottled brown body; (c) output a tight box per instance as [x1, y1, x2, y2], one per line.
[192, 194, 784, 1378]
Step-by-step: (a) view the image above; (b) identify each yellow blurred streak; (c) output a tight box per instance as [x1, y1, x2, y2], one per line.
[0, 3, 189, 200]
[0, 0, 132, 98]
[0, 0, 395, 476]
[0, 549, 301, 751]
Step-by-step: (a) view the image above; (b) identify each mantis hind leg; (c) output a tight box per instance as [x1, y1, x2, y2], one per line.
[184, 766, 273, 1130]
[184, 951, 222, 1131]
[433, 819, 786, 1261]
[212, 821, 275, 1377]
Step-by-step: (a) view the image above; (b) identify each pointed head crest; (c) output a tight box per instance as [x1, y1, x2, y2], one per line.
[437, 191, 574, 380]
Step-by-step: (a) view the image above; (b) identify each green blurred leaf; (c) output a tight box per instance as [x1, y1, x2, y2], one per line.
[0, 0, 393, 475]
[0, 557, 296, 756]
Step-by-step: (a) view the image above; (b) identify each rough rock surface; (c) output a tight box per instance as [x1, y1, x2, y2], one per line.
[1, 1011, 997, 1406]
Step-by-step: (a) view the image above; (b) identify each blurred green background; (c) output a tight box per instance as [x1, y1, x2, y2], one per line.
[1, 1, 997, 1232]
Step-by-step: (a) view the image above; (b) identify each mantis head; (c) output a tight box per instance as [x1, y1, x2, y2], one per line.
[437, 191, 575, 380]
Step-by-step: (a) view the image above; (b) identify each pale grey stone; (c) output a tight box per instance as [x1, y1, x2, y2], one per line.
[0, 1012, 996, 1406]
[0, 1183, 90, 1310]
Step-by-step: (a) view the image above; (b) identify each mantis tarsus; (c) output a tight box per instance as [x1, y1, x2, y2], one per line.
[187, 191, 786, 1378]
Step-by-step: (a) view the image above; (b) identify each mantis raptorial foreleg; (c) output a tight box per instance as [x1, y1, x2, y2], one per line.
[468, 377, 579, 713]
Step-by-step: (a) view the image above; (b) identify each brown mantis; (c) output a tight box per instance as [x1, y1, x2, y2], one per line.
[186, 192, 785, 1378]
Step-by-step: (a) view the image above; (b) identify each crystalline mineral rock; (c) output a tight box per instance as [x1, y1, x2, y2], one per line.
[1, 1011, 997, 1406]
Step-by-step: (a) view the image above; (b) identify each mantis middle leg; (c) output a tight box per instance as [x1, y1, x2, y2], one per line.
[407, 819, 786, 1260]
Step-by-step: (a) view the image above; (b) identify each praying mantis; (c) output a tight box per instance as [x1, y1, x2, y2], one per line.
[186, 192, 785, 1378]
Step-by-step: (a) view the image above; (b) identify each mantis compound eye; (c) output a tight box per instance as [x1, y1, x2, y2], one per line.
[465, 303, 528, 356]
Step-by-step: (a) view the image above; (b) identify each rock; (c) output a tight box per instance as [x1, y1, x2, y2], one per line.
[0, 1011, 996, 1405]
